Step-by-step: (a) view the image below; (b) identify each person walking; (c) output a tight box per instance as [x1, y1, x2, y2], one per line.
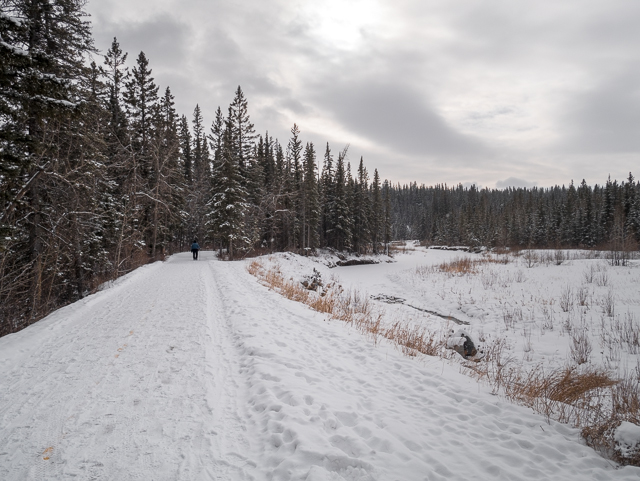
[191, 239, 200, 260]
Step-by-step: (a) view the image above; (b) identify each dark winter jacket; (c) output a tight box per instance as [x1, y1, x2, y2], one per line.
[191, 242, 200, 251]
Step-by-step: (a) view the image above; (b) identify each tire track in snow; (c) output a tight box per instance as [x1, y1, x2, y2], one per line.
[204, 260, 258, 479]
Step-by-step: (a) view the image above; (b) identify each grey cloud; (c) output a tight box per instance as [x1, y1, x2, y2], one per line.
[315, 81, 488, 156]
[559, 68, 640, 154]
[447, 1, 640, 64]
[85, 0, 640, 187]
[466, 107, 516, 124]
[93, 14, 192, 69]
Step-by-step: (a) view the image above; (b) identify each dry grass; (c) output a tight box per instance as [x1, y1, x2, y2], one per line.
[582, 372, 640, 465]
[470, 348, 618, 423]
[416, 255, 511, 278]
[438, 257, 480, 275]
[467, 335, 640, 466]
[385, 322, 444, 357]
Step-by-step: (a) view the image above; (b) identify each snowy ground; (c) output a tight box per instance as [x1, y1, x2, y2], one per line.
[1, 250, 639, 480]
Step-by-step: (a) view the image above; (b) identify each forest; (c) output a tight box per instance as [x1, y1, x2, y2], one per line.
[1, 0, 639, 336]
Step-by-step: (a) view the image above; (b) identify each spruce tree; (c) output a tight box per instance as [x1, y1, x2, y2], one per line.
[207, 120, 249, 257]
[191, 104, 207, 180]
[148, 87, 183, 257]
[320, 143, 335, 247]
[184, 104, 211, 243]
[124, 51, 159, 169]
[229, 86, 256, 173]
[208, 106, 224, 165]
[259, 132, 275, 188]
[302, 142, 320, 249]
[353, 157, 371, 253]
[333, 150, 352, 250]
[102, 37, 128, 147]
[178, 115, 192, 184]
[287, 124, 303, 247]
[122, 51, 160, 259]
[371, 169, 382, 253]
[383, 180, 392, 255]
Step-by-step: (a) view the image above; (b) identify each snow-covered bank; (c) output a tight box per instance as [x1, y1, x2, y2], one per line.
[1, 251, 639, 479]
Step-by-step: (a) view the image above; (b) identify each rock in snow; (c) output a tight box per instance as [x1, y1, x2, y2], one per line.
[615, 422, 640, 458]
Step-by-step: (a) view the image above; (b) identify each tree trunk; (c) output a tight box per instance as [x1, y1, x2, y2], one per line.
[29, 175, 43, 320]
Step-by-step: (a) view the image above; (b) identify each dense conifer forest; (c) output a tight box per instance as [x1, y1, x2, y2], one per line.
[1, 0, 639, 335]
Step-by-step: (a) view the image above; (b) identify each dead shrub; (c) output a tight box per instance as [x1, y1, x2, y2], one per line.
[602, 288, 616, 318]
[600, 312, 640, 355]
[468, 337, 515, 393]
[596, 270, 609, 287]
[492, 365, 617, 425]
[584, 265, 596, 284]
[541, 305, 555, 331]
[481, 270, 498, 289]
[576, 286, 589, 307]
[559, 285, 573, 312]
[523, 249, 539, 268]
[502, 307, 522, 330]
[570, 329, 592, 365]
[438, 257, 478, 275]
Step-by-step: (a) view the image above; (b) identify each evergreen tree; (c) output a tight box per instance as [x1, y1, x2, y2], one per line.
[184, 104, 210, 243]
[333, 149, 352, 250]
[207, 119, 249, 257]
[259, 132, 276, 188]
[122, 51, 160, 260]
[0, 7, 31, 236]
[191, 104, 207, 180]
[302, 142, 320, 249]
[178, 115, 192, 184]
[320, 143, 335, 247]
[287, 123, 303, 247]
[208, 106, 224, 165]
[102, 37, 128, 147]
[229, 86, 256, 173]
[383, 180, 392, 254]
[124, 51, 159, 170]
[370, 169, 382, 253]
[353, 157, 371, 253]
[147, 87, 183, 257]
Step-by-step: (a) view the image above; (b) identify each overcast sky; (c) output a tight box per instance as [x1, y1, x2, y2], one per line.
[86, 0, 640, 189]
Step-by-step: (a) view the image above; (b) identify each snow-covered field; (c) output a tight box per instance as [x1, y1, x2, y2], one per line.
[1, 249, 639, 480]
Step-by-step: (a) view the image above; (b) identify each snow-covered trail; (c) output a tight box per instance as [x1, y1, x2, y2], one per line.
[1, 253, 639, 480]
[0, 253, 253, 480]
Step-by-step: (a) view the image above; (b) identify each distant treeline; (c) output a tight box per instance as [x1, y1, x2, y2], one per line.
[1, 1, 638, 337]
[388, 178, 640, 249]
